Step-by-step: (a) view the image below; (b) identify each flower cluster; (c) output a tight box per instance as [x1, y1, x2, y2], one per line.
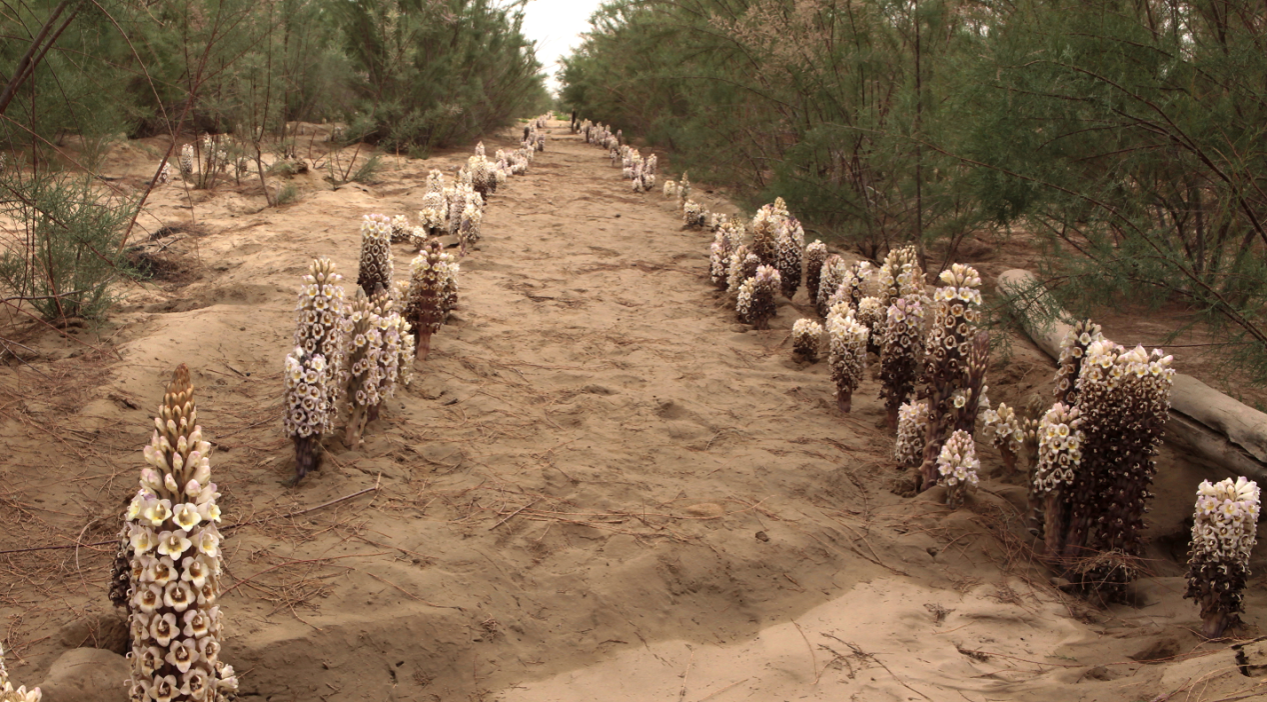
[1185, 477, 1260, 638]
[124, 365, 238, 702]
[1031, 403, 1083, 496]
[773, 217, 805, 300]
[917, 330, 989, 492]
[709, 229, 734, 288]
[826, 303, 869, 412]
[921, 264, 983, 390]
[447, 182, 485, 254]
[664, 180, 679, 199]
[389, 215, 411, 244]
[894, 400, 929, 468]
[876, 245, 925, 307]
[467, 143, 498, 200]
[736, 265, 780, 329]
[878, 296, 926, 427]
[179, 145, 194, 179]
[343, 292, 385, 446]
[417, 170, 449, 242]
[803, 241, 828, 305]
[357, 214, 394, 296]
[284, 258, 348, 481]
[792, 319, 824, 362]
[750, 197, 790, 266]
[1054, 319, 1103, 405]
[825, 261, 873, 316]
[403, 240, 454, 362]
[936, 430, 980, 507]
[0, 644, 40, 702]
[156, 161, 172, 186]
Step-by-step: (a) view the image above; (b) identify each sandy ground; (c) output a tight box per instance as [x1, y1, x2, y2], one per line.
[0, 122, 1265, 702]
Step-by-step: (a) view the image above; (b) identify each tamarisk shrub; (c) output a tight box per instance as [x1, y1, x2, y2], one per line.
[357, 214, 394, 296]
[937, 430, 980, 508]
[792, 319, 824, 362]
[1185, 477, 1260, 638]
[1063, 341, 1174, 596]
[815, 255, 848, 317]
[1055, 320, 1104, 406]
[736, 265, 780, 329]
[878, 297, 925, 428]
[1030, 402, 1083, 558]
[895, 401, 929, 468]
[826, 303, 869, 412]
[284, 258, 348, 482]
[125, 365, 239, 702]
[0, 645, 39, 701]
[804, 241, 828, 304]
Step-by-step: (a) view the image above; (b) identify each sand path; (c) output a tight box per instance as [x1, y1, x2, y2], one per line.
[0, 123, 1258, 702]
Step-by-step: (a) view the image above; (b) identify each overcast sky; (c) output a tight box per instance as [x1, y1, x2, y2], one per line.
[520, 0, 608, 95]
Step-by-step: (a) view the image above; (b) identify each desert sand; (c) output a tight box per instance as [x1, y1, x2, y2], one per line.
[0, 121, 1264, 702]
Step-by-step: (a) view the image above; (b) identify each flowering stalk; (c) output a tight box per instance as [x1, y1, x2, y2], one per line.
[683, 200, 707, 228]
[125, 365, 238, 702]
[726, 245, 758, 296]
[815, 255, 848, 318]
[878, 297, 925, 428]
[876, 245, 925, 308]
[343, 291, 382, 447]
[1030, 402, 1083, 559]
[894, 400, 929, 468]
[709, 230, 733, 289]
[936, 430, 980, 508]
[918, 331, 988, 492]
[804, 241, 828, 305]
[284, 258, 347, 482]
[981, 403, 1027, 473]
[792, 319, 824, 362]
[736, 265, 780, 329]
[1054, 319, 1103, 406]
[774, 219, 804, 300]
[357, 214, 394, 296]
[1185, 477, 1260, 638]
[750, 197, 790, 267]
[826, 303, 869, 412]
[403, 240, 451, 362]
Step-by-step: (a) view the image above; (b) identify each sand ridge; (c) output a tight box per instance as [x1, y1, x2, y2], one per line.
[0, 122, 1261, 701]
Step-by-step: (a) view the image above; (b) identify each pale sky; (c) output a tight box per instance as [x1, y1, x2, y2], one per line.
[520, 0, 609, 95]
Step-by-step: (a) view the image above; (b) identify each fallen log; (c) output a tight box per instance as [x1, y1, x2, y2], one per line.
[997, 269, 1267, 482]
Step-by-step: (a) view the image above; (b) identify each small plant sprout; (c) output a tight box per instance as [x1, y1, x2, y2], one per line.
[792, 318, 824, 362]
[826, 303, 869, 412]
[357, 214, 394, 296]
[404, 240, 451, 362]
[1030, 402, 1083, 558]
[815, 254, 848, 317]
[937, 430, 980, 508]
[774, 219, 805, 300]
[683, 200, 707, 228]
[1055, 319, 1104, 405]
[284, 258, 348, 483]
[389, 215, 412, 244]
[804, 241, 828, 305]
[982, 403, 1028, 473]
[1185, 477, 1260, 639]
[736, 264, 780, 329]
[879, 296, 926, 428]
[125, 365, 239, 702]
[895, 400, 930, 468]
[0, 644, 40, 701]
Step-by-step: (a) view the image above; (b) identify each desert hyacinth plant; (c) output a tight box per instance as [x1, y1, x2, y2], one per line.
[825, 261, 873, 313]
[876, 244, 925, 307]
[804, 241, 828, 305]
[683, 200, 707, 228]
[124, 365, 239, 702]
[709, 229, 734, 288]
[1030, 402, 1084, 558]
[921, 264, 983, 390]
[390, 215, 412, 244]
[1061, 341, 1174, 595]
[878, 296, 926, 428]
[284, 258, 348, 482]
[793, 319, 824, 362]
[0, 645, 39, 702]
[826, 303, 869, 412]
[726, 245, 759, 295]
[404, 240, 455, 361]
[856, 296, 887, 355]
[1185, 477, 1260, 638]
[895, 400, 929, 468]
[982, 403, 1028, 473]
[1055, 320, 1104, 406]
[357, 214, 394, 296]
[736, 265, 780, 329]
[750, 197, 790, 266]
[179, 144, 194, 179]
[937, 430, 980, 508]
[918, 331, 989, 492]
[815, 255, 848, 317]
[774, 219, 804, 300]
[343, 290, 383, 447]
[664, 180, 679, 199]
